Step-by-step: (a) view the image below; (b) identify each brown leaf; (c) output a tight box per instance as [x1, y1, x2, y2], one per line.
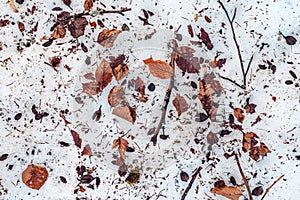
[244, 103, 256, 114]
[197, 79, 215, 119]
[50, 56, 61, 68]
[242, 132, 259, 152]
[51, 24, 66, 39]
[62, 0, 72, 9]
[204, 15, 212, 23]
[252, 186, 263, 196]
[82, 82, 101, 96]
[22, 164, 48, 190]
[84, 0, 93, 11]
[0, 154, 8, 161]
[71, 130, 82, 148]
[210, 58, 226, 69]
[233, 108, 245, 123]
[108, 86, 124, 107]
[81, 144, 92, 156]
[95, 59, 113, 90]
[197, 28, 213, 50]
[112, 137, 128, 160]
[180, 171, 189, 182]
[172, 94, 189, 116]
[211, 182, 243, 200]
[187, 24, 194, 37]
[0, 19, 10, 27]
[110, 54, 129, 81]
[175, 46, 200, 74]
[143, 57, 174, 79]
[68, 17, 88, 38]
[130, 77, 147, 102]
[97, 29, 122, 48]
[18, 21, 25, 32]
[112, 106, 136, 123]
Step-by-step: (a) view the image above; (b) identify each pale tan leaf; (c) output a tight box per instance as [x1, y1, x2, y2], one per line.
[108, 86, 124, 107]
[112, 106, 136, 123]
[143, 57, 174, 79]
[211, 185, 243, 200]
[22, 164, 48, 190]
[95, 59, 113, 90]
[97, 29, 122, 48]
[172, 94, 189, 116]
[82, 82, 101, 96]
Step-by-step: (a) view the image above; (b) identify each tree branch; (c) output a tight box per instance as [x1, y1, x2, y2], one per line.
[220, 75, 245, 89]
[261, 175, 284, 200]
[181, 166, 202, 200]
[234, 152, 253, 200]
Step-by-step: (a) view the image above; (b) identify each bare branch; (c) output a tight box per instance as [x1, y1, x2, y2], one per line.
[220, 75, 245, 89]
[234, 152, 253, 200]
[181, 166, 202, 200]
[261, 175, 284, 200]
[245, 54, 254, 77]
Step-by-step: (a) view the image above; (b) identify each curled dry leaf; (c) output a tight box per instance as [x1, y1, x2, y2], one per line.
[95, 59, 113, 90]
[108, 86, 124, 107]
[143, 57, 174, 79]
[110, 54, 129, 81]
[233, 108, 245, 123]
[22, 164, 48, 190]
[198, 28, 213, 50]
[81, 144, 92, 156]
[51, 24, 66, 39]
[84, 0, 93, 11]
[97, 29, 122, 48]
[112, 106, 136, 123]
[71, 130, 82, 148]
[172, 94, 189, 117]
[211, 181, 243, 200]
[112, 137, 128, 160]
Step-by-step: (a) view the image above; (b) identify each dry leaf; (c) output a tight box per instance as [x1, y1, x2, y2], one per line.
[71, 130, 82, 148]
[110, 54, 129, 81]
[244, 103, 257, 114]
[198, 79, 215, 120]
[68, 17, 88, 38]
[172, 94, 189, 116]
[130, 77, 147, 102]
[18, 21, 25, 32]
[180, 171, 189, 182]
[84, 0, 93, 11]
[175, 46, 200, 74]
[125, 169, 140, 185]
[81, 144, 92, 156]
[22, 164, 48, 190]
[97, 29, 122, 48]
[210, 58, 226, 69]
[112, 137, 128, 160]
[82, 82, 101, 96]
[95, 59, 113, 90]
[108, 86, 124, 107]
[249, 143, 271, 161]
[242, 132, 259, 152]
[112, 106, 136, 123]
[143, 57, 174, 79]
[234, 108, 245, 123]
[211, 181, 243, 200]
[197, 28, 213, 50]
[8, 0, 18, 13]
[51, 24, 66, 39]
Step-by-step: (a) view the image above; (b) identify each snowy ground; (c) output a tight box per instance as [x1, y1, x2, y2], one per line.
[0, 0, 299, 200]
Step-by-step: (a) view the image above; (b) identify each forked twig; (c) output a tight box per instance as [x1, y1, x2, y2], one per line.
[261, 175, 284, 200]
[218, 0, 254, 89]
[181, 166, 202, 200]
[234, 152, 253, 200]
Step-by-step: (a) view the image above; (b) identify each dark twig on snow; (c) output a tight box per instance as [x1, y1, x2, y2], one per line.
[234, 152, 253, 200]
[218, 0, 254, 89]
[261, 175, 284, 200]
[181, 166, 202, 200]
[150, 51, 176, 146]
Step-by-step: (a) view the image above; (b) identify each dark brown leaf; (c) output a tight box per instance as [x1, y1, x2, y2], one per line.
[42, 38, 54, 47]
[14, 113, 22, 120]
[204, 15, 212, 23]
[81, 42, 88, 52]
[285, 80, 293, 85]
[16, 0, 24, 4]
[187, 24, 194, 37]
[198, 28, 213, 50]
[62, 0, 72, 9]
[110, 54, 129, 81]
[144, 57, 174, 79]
[60, 176, 67, 183]
[97, 29, 122, 48]
[244, 103, 256, 114]
[71, 130, 82, 148]
[280, 32, 297, 45]
[0, 154, 8, 161]
[18, 21, 25, 32]
[0, 19, 10, 27]
[112, 106, 136, 123]
[50, 56, 61, 68]
[175, 46, 200, 74]
[172, 94, 189, 116]
[180, 171, 189, 182]
[220, 130, 232, 137]
[252, 186, 263, 196]
[289, 70, 297, 79]
[68, 17, 88, 38]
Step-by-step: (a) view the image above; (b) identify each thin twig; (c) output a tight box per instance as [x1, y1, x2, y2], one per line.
[245, 54, 254, 77]
[220, 75, 244, 89]
[261, 175, 284, 200]
[151, 52, 176, 145]
[181, 166, 202, 200]
[234, 152, 253, 200]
